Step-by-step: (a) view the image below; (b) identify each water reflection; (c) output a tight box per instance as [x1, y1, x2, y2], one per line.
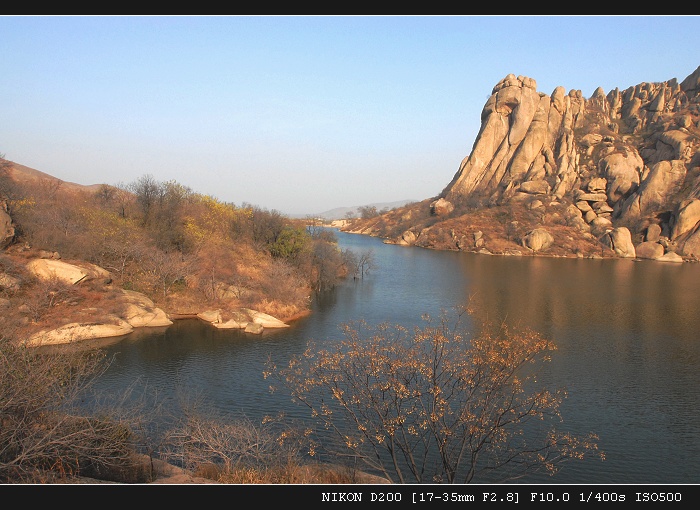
[90, 231, 700, 484]
[464, 255, 700, 342]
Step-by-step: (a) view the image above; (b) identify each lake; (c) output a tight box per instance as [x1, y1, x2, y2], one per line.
[87, 229, 700, 485]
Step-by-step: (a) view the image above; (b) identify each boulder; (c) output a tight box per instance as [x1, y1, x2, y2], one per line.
[27, 259, 89, 284]
[589, 216, 613, 236]
[575, 192, 609, 203]
[24, 317, 134, 347]
[197, 309, 223, 324]
[214, 318, 247, 329]
[519, 180, 551, 195]
[26, 259, 111, 285]
[0, 272, 20, 291]
[121, 303, 172, 328]
[197, 308, 288, 330]
[598, 148, 644, 204]
[118, 289, 173, 327]
[0, 202, 14, 249]
[521, 228, 554, 252]
[657, 252, 684, 263]
[211, 310, 250, 329]
[400, 230, 417, 245]
[646, 224, 662, 242]
[241, 308, 289, 328]
[527, 199, 544, 210]
[430, 198, 454, 216]
[586, 177, 607, 193]
[635, 241, 665, 260]
[603, 227, 636, 258]
[244, 322, 264, 334]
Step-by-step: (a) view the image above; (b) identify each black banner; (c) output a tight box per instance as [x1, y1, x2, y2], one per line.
[6, 483, 699, 504]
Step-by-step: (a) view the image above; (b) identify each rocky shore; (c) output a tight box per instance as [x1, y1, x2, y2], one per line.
[2, 254, 298, 348]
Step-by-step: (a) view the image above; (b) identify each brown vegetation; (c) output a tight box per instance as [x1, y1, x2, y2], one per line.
[266, 307, 604, 484]
[0, 159, 354, 339]
[343, 196, 617, 259]
[0, 334, 146, 483]
[0, 157, 363, 483]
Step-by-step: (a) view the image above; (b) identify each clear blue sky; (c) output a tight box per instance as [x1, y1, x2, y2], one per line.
[2, 15, 699, 216]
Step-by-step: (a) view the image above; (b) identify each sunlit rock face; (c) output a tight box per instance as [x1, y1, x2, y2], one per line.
[441, 65, 700, 259]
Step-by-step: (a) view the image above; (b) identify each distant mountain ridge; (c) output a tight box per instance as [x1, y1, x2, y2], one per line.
[308, 199, 417, 220]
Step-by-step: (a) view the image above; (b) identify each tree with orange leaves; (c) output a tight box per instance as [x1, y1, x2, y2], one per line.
[266, 307, 604, 484]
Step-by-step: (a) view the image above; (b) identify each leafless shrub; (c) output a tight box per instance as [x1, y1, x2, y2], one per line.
[266, 307, 604, 484]
[23, 275, 80, 323]
[0, 337, 147, 482]
[160, 406, 309, 483]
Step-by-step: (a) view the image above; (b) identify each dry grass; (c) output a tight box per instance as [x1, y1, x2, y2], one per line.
[213, 462, 383, 484]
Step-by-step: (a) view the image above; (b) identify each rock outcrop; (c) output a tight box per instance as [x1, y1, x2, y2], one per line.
[436, 65, 700, 260]
[19, 259, 173, 346]
[0, 200, 14, 249]
[6, 253, 289, 345]
[118, 289, 173, 328]
[24, 318, 134, 347]
[196, 307, 289, 333]
[26, 258, 111, 285]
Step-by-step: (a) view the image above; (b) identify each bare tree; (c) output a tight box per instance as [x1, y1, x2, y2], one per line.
[113, 182, 135, 219]
[266, 307, 604, 484]
[0, 154, 17, 200]
[345, 248, 376, 279]
[309, 239, 344, 292]
[22, 274, 80, 323]
[0, 335, 143, 482]
[356, 249, 375, 278]
[140, 248, 196, 299]
[128, 174, 160, 226]
[305, 216, 325, 238]
[358, 205, 378, 219]
[161, 409, 305, 481]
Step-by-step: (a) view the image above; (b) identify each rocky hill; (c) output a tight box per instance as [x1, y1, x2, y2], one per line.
[1, 158, 349, 347]
[345, 65, 700, 262]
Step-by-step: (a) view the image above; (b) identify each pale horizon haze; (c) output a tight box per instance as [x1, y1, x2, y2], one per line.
[1, 15, 699, 216]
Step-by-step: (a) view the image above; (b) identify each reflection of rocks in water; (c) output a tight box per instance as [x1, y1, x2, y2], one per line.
[37, 323, 174, 353]
[465, 253, 700, 341]
[118, 324, 171, 344]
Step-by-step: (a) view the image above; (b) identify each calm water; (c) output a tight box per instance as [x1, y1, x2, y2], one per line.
[86, 229, 700, 484]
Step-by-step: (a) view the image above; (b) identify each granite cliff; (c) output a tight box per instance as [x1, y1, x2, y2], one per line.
[345, 65, 700, 262]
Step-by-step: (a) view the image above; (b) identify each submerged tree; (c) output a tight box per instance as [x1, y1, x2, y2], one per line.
[265, 307, 604, 483]
[341, 248, 376, 280]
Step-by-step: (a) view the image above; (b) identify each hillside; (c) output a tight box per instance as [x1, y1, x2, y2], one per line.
[0, 161, 354, 347]
[6, 161, 104, 193]
[344, 65, 700, 263]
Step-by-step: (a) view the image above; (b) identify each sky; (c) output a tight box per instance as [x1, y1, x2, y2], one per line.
[1, 15, 699, 217]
